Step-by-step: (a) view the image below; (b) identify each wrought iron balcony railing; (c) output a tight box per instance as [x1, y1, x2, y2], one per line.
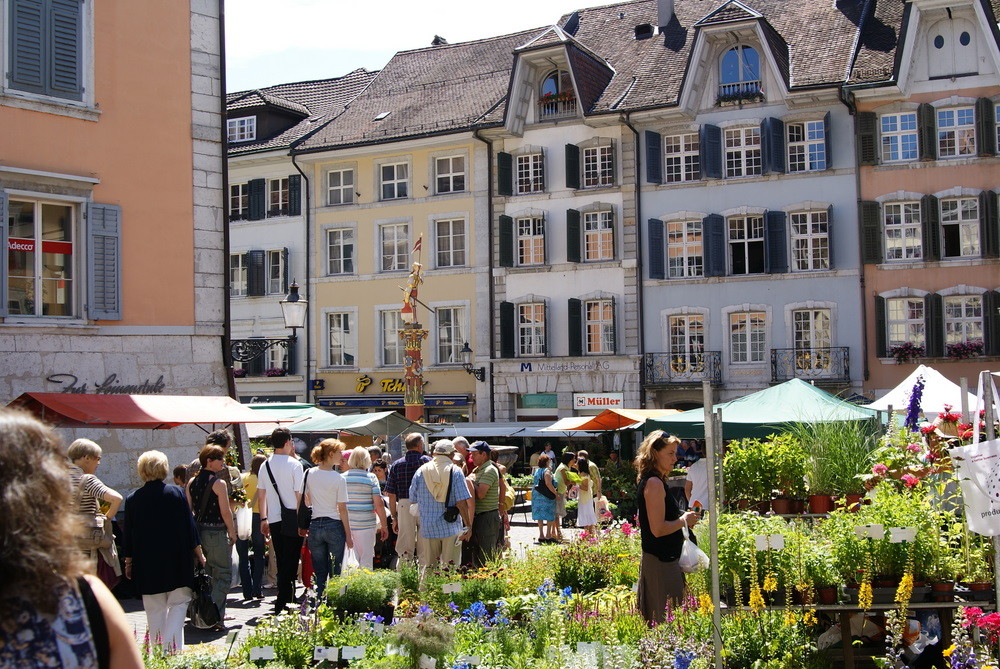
[644, 351, 722, 386]
[538, 97, 577, 119]
[770, 347, 850, 383]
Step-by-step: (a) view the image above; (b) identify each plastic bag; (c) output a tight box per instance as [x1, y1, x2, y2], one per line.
[235, 505, 252, 540]
[677, 526, 709, 573]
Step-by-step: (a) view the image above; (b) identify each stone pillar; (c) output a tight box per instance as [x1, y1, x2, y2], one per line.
[401, 324, 428, 422]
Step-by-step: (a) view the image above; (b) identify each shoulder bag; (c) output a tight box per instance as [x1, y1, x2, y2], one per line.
[442, 466, 460, 523]
[265, 461, 300, 536]
[297, 469, 312, 530]
[74, 477, 113, 550]
[533, 470, 556, 500]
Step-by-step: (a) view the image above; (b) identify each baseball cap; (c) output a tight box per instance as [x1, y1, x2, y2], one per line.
[471, 441, 491, 453]
[432, 439, 455, 455]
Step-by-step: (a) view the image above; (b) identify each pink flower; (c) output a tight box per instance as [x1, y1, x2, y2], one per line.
[906, 443, 921, 453]
[872, 464, 889, 476]
[962, 607, 984, 628]
[620, 522, 634, 536]
[901, 474, 919, 488]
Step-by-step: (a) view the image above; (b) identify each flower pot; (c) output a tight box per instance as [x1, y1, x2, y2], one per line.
[816, 585, 838, 605]
[771, 497, 793, 515]
[930, 581, 956, 602]
[790, 499, 805, 514]
[750, 500, 772, 514]
[835, 494, 864, 512]
[960, 582, 994, 601]
[808, 494, 833, 514]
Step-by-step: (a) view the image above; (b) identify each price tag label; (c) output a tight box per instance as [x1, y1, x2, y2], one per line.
[340, 646, 365, 661]
[226, 630, 239, 646]
[249, 647, 275, 661]
[339, 585, 348, 596]
[314, 647, 339, 661]
[854, 524, 884, 539]
[385, 644, 402, 656]
[419, 655, 437, 669]
[442, 582, 462, 594]
[577, 642, 601, 654]
[754, 534, 785, 551]
[631, 581, 639, 593]
[889, 526, 917, 543]
[456, 654, 481, 665]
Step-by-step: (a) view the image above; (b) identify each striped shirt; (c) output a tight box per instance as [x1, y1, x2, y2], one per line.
[343, 469, 380, 530]
[69, 464, 112, 516]
[472, 461, 499, 514]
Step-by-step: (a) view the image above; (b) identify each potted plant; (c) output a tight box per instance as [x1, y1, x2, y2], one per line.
[888, 342, 924, 364]
[265, 367, 288, 377]
[769, 433, 807, 514]
[723, 437, 772, 511]
[325, 569, 400, 620]
[947, 340, 984, 359]
[233, 368, 247, 378]
[787, 420, 878, 513]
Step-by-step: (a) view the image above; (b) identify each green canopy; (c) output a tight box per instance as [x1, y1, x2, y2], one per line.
[288, 410, 435, 436]
[645, 378, 878, 439]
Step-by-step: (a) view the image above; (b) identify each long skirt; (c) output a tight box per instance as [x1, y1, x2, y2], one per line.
[637, 552, 685, 624]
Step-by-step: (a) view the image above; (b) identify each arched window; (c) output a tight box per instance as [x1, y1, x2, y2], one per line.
[538, 69, 576, 117]
[719, 46, 761, 99]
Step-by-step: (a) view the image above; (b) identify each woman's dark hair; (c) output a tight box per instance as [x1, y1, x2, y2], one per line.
[0, 408, 83, 612]
[173, 464, 189, 484]
[250, 453, 267, 476]
[199, 444, 226, 468]
[537, 453, 550, 469]
[576, 456, 590, 477]
[560, 451, 576, 466]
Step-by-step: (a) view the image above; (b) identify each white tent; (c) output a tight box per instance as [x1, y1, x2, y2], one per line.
[865, 364, 978, 417]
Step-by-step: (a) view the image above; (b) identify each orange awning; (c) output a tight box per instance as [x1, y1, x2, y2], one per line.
[541, 408, 681, 432]
[8, 393, 287, 429]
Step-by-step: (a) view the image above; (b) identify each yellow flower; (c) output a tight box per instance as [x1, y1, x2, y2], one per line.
[858, 581, 873, 611]
[942, 645, 955, 657]
[803, 610, 818, 627]
[894, 572, 914, 606]
[749, 585, 765, 613]
[783, 610, 797, 626]
[698, 593, 714, 615]
[763, 573, 778, 593]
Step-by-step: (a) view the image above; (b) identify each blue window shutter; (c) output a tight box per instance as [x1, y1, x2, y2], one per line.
[761, 118, 785, 174]
[700, 125, 722, 178]
[247, 249, 266, 297]
[645, 131, 662, 184]
[48, 0, 83, 100]
[87, 203, 122, 320]
[826, 205, 835, 269]
[500, 301, 515, 358]
[498, 215, 514, 267]
[248, 340, 265, 376]
[248, 179, 266, 220]
[285, 337, 297, 375]
[924, 293, 943, 357]
[874, 296, 887, 358]
[859, 201, 882, 264]
[566, 209, 581, 263]
[823, 111, 832, 169]
[568, 298, 583, 356]
[287, 174, 302, 216]
[497, 152, 513, 196]
[980, 190, 999, 259]
[281, 247, 289, 293]
[703, 214, 726, 277]
[976, 98, 996, 156]
[917, 103, 936, 161]
[920, 194, 940, 261]
[856, 112, 878, 165]
[647, 218, 665, 279]
[609, 295, 617, 354]
[764, 210, 788, 273]
[984, 290, 1000, 356]
[0, 191, 7, 316]
[565, 144, 580, 189]
[11, 0, 45, 95]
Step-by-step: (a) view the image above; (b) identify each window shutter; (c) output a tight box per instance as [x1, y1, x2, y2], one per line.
[609, 295, 617, 355]
[281, 247, 289, 293]
[247, 249, 266, 297]
[856, 111, 878, 165]
[984, 290, 1000, 356]
[542, 301, 550, 356]
[980, 190, 999, 259]
[859, 201, 882, 264]
[826, 205, 835, 269]
[764, 210, 788, 273]
[497, 152, 513, 196]
[499, 301, 515, 358]
[498, 215, 514, 267]
[568, 298, 583, 356]
[565, 144, 580, 189]
[917, 103, 936, 161]
[703, 213, 726, 277]
[976, 98, 996, 157]
[287, 174, 302, 216]
[49, 0, 83, 100]
[0, 191, 8, 316]
[924, 293, 943, 357]
[248, 178, 266, 220]
[920, 194, 940, 261]
[645, 131, 662, 184]
[647, 218, 665, 279]
[700, 125, 722, 179]
[823, 111, 832, 169]
[761, 117, 785, 174]
[608, 140, 617, 186]
[10, 0, 45, 94]
[566, 209, 581, 263]
[285, 337, 297, 375]
[248, 340, 266, 376]
[539, 149, 546, 192]
[874, 296, 887, 358]
[87, 203, 122, 320]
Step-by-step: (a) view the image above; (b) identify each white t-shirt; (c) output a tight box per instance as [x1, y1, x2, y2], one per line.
[686, 458, 711, 512]
[306, 468, 348, 521]
[258, 454, 304, 524]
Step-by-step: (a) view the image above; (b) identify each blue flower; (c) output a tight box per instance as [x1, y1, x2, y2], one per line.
[361, 613, 385, 623]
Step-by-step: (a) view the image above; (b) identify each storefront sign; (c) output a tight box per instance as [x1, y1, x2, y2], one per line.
[573, 392, 624, 409]
[46, 373, 166, 395]
[354, 375, 421, 393]
[317, 394, 468, 409]
[519, 360, 612, 373]
[238, 394, 298, 403]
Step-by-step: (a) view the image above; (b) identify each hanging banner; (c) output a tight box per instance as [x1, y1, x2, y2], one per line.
[949, 438, 1000, 536]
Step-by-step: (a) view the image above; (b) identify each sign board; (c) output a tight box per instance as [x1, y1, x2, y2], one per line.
[573, 393, 624, 409]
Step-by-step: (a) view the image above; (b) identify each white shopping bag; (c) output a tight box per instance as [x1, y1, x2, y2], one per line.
[949, 437, 1000, 536]
[677, 526, 709, 573]
[235, 506, 252, 540]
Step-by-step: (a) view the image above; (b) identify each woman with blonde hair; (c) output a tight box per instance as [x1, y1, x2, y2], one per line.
[305, 439, 353, 596]
[68, 437, 123, 578]
[634, 430, 699, 624]
[0, 408, 142, 668]
[343, 447, 389, 570]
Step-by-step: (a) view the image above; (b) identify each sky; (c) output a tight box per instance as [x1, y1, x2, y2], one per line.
[225, 0, 582, 93]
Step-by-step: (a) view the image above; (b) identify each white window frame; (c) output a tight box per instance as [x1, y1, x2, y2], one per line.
[727, 215, 765, 275]
[326, 311, 356, 367]
[327, 167, 355, 206]
[267, 344, 288, 373]
[326, 227, 355, 275]
[229, 183, 248, 220]
[266, 250, 284, 295]
[380, 309, 404, 366]
[229, 253, 247, 297]
[786, 120, 826, 172]
[664, 133, 700, 183]
[944, 295, 984, 346]
[668, 314, 706, 370]
[435, 305, 467, 364]
[379, 222, 409, 272]
[719, 45, 762, 98]
[515, 153, 545, 194]
[583, 210, 614, 261]
[582, 145, 614, 188]
[6, 196, 77, 317]
[729, 311, 767, 364]
[516, 216, 545, 266]
[937, 107, 976, 158]
[517, 302, 546, 357]
[435, 155, 466, 194]
[880, 112, 918, 163]
[790, 210, 830, 271]
[940, 197, 980, 259]
[883, 201, 923, 261]
[380, 162, 409, 201]
[435, 217, 466, 268]
[584, 298, 615, 355]
[667, 219, 703, 278]
[227, 116, 256, 142]
[886, 297, 925, 348]
[267, 177, 289, 216]
[724, 127, 762, 178]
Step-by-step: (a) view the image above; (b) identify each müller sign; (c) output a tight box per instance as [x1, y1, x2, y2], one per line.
[573, 392, 624, 409]
[46, 373, 166, 395]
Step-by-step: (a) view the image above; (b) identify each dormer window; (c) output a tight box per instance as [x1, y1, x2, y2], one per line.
[718, 45, 762, 104]
[538, 69, 576, 119]
[227, 116, 256, 143]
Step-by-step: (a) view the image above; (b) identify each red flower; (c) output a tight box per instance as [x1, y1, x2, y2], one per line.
[901, 474, 919, 488]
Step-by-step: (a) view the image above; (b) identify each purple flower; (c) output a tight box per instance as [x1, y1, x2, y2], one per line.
[904, 375, 925, 431]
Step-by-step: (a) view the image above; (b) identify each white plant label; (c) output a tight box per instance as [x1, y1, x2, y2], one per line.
[314, 647, 339, 661]
[889, 526, 917, 543]
[754, 534, 785, 551]
[577, 642, 601, 653]
[385, 644, 401, 656]
[442, 582, 462, 594]
[854, 524, 884, 539]
[226, 630, 238, 646]
[419, 654, 437, 669]
[339, 585, 348, 596]
[456, 654, 481, 665]
[341, 646, 365, 660]
[249, 647, 275, 661]
[372, 622, 385, 636]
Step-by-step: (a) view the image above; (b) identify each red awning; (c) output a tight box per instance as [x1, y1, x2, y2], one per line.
[7, 393, 287, 429]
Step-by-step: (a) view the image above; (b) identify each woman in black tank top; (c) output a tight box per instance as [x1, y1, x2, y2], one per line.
[634, 430, 700, 624]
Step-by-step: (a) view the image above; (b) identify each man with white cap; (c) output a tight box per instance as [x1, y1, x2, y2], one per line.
[409, 439, 472, 572]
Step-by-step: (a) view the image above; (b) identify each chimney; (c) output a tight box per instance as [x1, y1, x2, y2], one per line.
[431, 35, 448, 46]
[657, 0, 674, 27]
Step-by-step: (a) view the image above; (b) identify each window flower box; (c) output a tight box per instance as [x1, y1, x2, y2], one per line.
[888, 342, 924, 364]
[264, 368, 287, 377]
[233, 368, 247, 378]
[536, 91, 575, 105]
[947, 340, 984, 360]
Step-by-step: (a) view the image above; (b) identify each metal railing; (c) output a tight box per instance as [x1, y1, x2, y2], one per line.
[538, 97, 577, 119]
[718, 80, 762, 99]
[770, 347, 850, 383]
[644, 351, 722, 386]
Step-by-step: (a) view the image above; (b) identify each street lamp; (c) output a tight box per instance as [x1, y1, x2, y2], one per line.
[230, 282, 307, 364]
[460, 342, 486, 382]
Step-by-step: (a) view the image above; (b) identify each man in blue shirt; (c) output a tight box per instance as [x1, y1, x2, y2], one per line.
[385, 433, 430, 567]
[409, 440, 472, 573]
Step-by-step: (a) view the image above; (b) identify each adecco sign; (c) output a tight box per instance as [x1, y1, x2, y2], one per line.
[573, 393, 624, 409]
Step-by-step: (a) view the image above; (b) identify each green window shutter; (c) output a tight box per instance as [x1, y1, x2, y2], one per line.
[984, 290, 1000, 356]
[856, 112, 878, 165]
[859, 201, 882, 264]
[920, 194, 940, 261]
[645, 131, 662, 184]
[287, 174, 302, 216]
[647, 218, 665, 279]
[980, 190, 999, 259]
[823, 111, 833, 169]
[10, 0, 45, 95]
[764, 210, 788, 273]
[281, 247, 289, 293]
[917, 103, 936, 161]
[565, 144, 580, 189]
[500, 301, 515, 358]
[497, 152, 513, 196]
[248, 178, 266, 220]
[924, 293, 943, 357]
[87, 203, 123, 320]
[498, 215, 514, 267]
[0, 191, 8, 316]
[285, 337, 297, 375]
[247, 249, 266, 297]
[976, 98, 996, 156]
[49, 0, 83, 100]
[566, 209, 581, 263]
[826, 204, 835, 269]
[874, 295, 887, 358]
[568, 298, 583, 356]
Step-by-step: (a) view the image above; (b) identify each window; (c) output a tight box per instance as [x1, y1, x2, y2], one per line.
[516, 153, 545, 194]
[327, 168, 354, 205]
[516, 216, 545, 265]
[229, 183, 248, 220]
[435, 156, 465, 194]
[380, 310, 404, 365]
[792, 309, 832, 370]
[938, 107, 976, 158]
[790, 210, 830, 271]
[328, 312, 355, 366]
[944, 295, 983, 346]
[584, 299, 614, 354]
[941, 197, 980, 258]
[582, 146, 614, 188]
[8, 0, 85, 102]
[518, 303, 546, 356]
[435, 218, 466, 267]
[267, 344, 288, 372]
[380, 223, 409, 271]
[267, 177, 289, 216]
[229, 253, 247, 297]
[327, 228, 355, 275]
[787, 121, 826, 172]
[539, 69, 575, 117]
[719, 45, 761, 98]
[725, 127, 762, 178]
[583, 210, 614, 261]
[730, 311, 766, 363]
[227, 117, 256, 142]
[6, 198, 74, 315]
[884, 202, 922, 261]
[664, 133, 700, 183]
[880, 113, 918, 162]
[669, 315, 706, 371]
[728, 216, 765, 274]
[266, 250, 284, 295]
[380, 163, 409, 200]
[436, 306, 465, 363]
[667, 220, 703, 278]
[887, 297, 925, 347]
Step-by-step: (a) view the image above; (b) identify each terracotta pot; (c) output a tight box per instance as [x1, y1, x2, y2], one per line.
[835, 494, 865, 512]
[875, 576, 900, 589]
[751, 500, 772, 514]
[816, 585, 838, 605]
[808, 494, 833, 514]
[966, 581, 993, 591]
[790, 499, 805, 514]
[771, 497, 793, 515]
[931, 581, 956, 602]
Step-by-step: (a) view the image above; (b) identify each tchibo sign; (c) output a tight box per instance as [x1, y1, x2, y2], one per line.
[573, 393, 624, 409]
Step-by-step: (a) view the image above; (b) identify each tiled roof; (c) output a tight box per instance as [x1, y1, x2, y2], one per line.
[695, 0, 762, 27]
[517, 25, 572, 51]
[228, 90, 310, 116]
[294, 29, 541, 152]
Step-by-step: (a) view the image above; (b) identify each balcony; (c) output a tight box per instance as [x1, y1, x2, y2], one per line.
[716, 81, 764, 106]
[644, 352, 722, 386]
[537, 93, 577, 119]
[771, 347, 850, 384]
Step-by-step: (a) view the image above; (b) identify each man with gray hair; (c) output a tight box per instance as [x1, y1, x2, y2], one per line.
[452, 436, 472, 473]
[385, 432, 429, 566]
[409, 439, 472, 572]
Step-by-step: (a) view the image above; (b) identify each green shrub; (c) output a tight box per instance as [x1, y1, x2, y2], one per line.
[325, 569, 400, 614]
